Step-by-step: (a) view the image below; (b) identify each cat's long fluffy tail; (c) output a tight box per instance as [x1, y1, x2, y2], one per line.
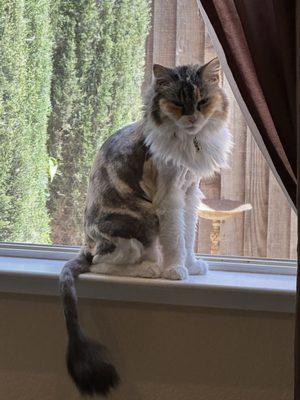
[59, 252, 120, 396]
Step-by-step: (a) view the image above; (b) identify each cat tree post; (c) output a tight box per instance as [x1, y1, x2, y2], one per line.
[198, 199, 252, 255]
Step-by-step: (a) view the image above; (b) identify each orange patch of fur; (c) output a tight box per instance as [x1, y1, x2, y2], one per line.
[201, 89, 228, 121]
[159, 98, 182, 119]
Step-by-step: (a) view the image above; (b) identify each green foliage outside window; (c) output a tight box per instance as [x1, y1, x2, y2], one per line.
[0, 0, 52, 243]
[0, 0, 150, 244]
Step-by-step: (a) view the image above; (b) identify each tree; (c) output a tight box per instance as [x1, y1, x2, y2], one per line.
[0, 0, 52, 243]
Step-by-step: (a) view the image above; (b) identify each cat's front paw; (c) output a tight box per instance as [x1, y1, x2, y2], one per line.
[186, 258, 208, 275]
[138, 261, 161, 278]
[162, 265, 189, 280]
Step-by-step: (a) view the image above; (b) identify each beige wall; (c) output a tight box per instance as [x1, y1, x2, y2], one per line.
[0, 292, 294, 400]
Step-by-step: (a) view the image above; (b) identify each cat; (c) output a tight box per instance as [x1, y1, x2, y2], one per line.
[59, 57, 232, 396]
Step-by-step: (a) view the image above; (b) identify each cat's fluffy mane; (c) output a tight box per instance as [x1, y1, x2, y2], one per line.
[143, 116, 232, 178]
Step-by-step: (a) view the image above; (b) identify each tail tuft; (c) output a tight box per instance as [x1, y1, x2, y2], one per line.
[67, 334, 120, 396]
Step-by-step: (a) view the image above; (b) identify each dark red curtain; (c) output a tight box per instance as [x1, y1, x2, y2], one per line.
[197, 0, 299, 398]
[198, 0, 296, 206]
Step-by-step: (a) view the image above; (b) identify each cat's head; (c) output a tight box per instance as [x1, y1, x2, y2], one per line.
[147, 58, 228, 133]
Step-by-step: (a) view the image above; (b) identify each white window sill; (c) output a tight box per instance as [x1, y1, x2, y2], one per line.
[0, 250, 296, 313]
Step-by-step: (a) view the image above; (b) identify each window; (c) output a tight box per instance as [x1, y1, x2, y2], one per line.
[0, 0, 297, 262]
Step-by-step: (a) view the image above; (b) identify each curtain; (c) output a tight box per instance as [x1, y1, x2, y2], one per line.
[196, 0, 299, 398]
[197, 0, 296, 207]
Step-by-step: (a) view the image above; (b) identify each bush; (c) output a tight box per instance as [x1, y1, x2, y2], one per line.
[47, 0, 150, 244]
[0, 0, 52, 243]
[0, 0, 150, 244]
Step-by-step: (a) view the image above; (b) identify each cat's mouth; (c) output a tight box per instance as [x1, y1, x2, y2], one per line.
[175, 123, 196, 132]
[183, 125, 198, 134]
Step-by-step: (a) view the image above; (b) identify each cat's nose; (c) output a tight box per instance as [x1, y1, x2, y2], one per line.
[188, 115, 197, 124]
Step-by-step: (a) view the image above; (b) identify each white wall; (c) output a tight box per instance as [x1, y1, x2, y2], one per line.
[0, 293, 294, 399]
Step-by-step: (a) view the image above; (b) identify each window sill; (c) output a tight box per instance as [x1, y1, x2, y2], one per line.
[0, 254, 296, 313]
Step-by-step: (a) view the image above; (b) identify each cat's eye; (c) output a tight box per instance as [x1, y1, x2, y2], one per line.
[172, 101, 183, 108]
[197, 98, 208, 109]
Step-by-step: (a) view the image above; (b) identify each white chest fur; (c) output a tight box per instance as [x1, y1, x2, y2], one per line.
[144, 119, 233, 178]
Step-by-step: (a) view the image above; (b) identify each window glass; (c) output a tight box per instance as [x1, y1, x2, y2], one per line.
[0, 0, 297, 260]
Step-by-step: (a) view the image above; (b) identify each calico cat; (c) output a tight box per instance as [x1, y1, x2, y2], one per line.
[59, 58, 232, 396]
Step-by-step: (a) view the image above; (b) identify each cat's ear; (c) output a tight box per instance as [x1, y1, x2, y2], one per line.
[200, 57, 220, 85]
[153, 64, 176, 86]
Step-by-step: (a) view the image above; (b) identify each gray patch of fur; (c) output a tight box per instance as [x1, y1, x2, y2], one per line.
[84, 122, 159, 252]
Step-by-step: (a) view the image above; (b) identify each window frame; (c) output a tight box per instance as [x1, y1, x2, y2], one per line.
[0, 242, 296, 314]
[0, 242, 296, 275]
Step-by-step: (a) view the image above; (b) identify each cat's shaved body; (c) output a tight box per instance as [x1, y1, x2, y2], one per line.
[83, 122, 161, 279]
[85, 123, 158, 252]
[59, 58, 232, 396]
